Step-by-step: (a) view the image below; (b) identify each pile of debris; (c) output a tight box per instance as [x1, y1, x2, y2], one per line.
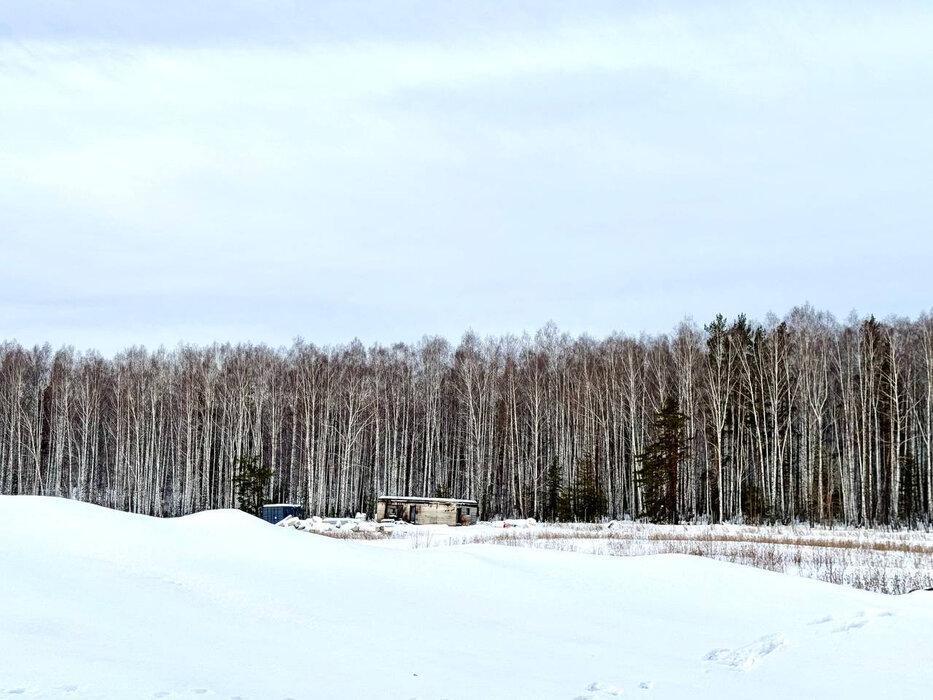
[275, 513, 400, 534]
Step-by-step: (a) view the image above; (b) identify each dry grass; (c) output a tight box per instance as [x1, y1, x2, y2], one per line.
[315, 530, 387, 541]
[311, 520, 933, 595]
[482, 525, 933, 594]
[488, 528, 933, 555]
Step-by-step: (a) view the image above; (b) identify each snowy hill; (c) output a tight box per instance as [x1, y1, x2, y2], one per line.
[1, 497, 931, 699]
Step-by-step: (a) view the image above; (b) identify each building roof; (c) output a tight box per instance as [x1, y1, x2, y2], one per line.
[378, 496, 478, 506]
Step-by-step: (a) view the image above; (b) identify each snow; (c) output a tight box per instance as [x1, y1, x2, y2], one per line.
[2, 496, 932, 699]
[346, 519, 933, 592]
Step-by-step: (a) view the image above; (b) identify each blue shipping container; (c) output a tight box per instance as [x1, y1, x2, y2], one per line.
[261, 503, 304, 524]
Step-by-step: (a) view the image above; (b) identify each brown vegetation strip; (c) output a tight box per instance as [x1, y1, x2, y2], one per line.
[488, 529, 933, 554]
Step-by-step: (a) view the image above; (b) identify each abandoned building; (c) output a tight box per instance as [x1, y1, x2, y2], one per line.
[376, 496, 478, 526]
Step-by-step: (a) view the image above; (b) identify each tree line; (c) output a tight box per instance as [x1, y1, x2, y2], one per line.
[2, 305, 932, 526]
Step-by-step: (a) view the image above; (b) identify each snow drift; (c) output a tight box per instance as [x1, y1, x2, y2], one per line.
[1, 496, 931, 699]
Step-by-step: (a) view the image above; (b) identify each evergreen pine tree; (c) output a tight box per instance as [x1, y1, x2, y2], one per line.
[572, 455, 606, 522]
[544, 456, 563, 521]
[556, 455, 606, 522]
[637, 397, 689, 523]
[232, 454, 273, 517]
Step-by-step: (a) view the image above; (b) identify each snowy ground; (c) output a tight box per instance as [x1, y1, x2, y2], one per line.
[285, 515, 933, 594]
[2, 497, 933, 699]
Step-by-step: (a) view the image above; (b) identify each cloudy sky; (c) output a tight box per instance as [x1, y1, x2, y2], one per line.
[2, 1, 931, 354]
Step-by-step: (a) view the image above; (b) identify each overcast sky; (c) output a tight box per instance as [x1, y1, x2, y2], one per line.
[2, 1, 931, 354]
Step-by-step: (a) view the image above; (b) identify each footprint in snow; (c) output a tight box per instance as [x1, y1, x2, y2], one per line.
[808, 615, 834, 625]
[835, 617, 870, 632]
[6, 691, 26, 696]
[60, 687, 78, 693]
[705, 633, 786, 670]
[809, 609, 893, 634]
[839, 609, 892, 633]
[575, 681, 625, 698]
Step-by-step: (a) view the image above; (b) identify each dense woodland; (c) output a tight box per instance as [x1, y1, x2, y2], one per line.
[2, 306, 933, 526]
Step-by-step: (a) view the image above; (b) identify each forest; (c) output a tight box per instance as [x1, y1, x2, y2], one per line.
[1, 305, 932, 526]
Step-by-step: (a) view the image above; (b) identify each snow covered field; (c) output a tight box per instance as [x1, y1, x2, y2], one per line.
[284, 516, 933, 594]
[3, 497, 933, 699]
